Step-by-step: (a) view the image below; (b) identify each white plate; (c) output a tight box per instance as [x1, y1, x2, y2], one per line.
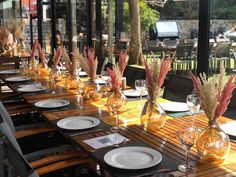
[159, 102, 189, 112]
[0, 70, 19, 74]
[95, 78, 106, 85]
[57, 116, 100, 130]
[123, 89, 148, 97]
[220, 121, 236, 137]
[5, 76, 30, 82]
[104, 146, 162, 170]
[34, 99, 70, 108]
[17, 86, 46, 93]
[19, 83, 41, 88]
[79, 71, 88, 77]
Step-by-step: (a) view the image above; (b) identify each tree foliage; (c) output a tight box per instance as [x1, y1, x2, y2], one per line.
[123, 0, 159, 32]
[161, 0, 236, 20]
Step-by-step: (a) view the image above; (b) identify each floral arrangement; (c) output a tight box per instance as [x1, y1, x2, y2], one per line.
[76, 47, 98, 81]
[53, 47, 63, 67]
[106, 50, 129, 90]
[62, 48, 78, 75]
[118, 50, 128, 75]
[39, 47, 46, 65]
[0, 26, 11, 47]
[8, 19, 24, 40]
[107, 64, 122, 90]
[31, 40, 41, 59]
[144, 54, 172, 101]
[191, 64, 236, 123]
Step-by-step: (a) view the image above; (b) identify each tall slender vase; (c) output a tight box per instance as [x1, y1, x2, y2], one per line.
[196, 120, 230, 164]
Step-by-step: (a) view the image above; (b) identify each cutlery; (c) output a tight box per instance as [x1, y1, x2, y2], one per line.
[133, 169, 171, 177]
[70, 128, 104, 137]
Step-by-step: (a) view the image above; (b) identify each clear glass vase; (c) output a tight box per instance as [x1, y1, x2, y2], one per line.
[140, 100, 166, 131]
[85, 80, 102, 100]
[65, 73, 80, 91]
[196, 121, 230, 164]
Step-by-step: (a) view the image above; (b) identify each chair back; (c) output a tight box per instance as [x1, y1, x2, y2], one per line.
[163, 39, 178, 48]
[0, 132, 39, 177]
[214, 42, 231, 58]
[163, 74, 194, 102]
[0, 101, 15, 132]
[175, 43, 194, 59]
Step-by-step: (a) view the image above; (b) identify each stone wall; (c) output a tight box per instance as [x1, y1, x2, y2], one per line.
[176, 19, 236, 39]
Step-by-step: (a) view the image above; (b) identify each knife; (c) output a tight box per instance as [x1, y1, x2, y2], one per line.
[133, 169, 171, 177]
[70, 128, 104, 137]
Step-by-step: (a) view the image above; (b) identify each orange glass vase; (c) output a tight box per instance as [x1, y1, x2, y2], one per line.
[65, 74, 80, 91]
[85, 80, 102, 100]
[140, 100, 166, 131]
[196, 121, 230, 164]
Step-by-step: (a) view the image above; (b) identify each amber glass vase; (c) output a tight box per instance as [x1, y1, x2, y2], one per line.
[140, 100, 166, 131]
[85, 80, 102, 100]
[65, 73, 80, 91]
[196, 121, 230, 164]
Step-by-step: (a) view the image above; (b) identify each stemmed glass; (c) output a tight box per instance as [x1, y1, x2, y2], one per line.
[186, 94, 200, 125]
[77, 81, 87, 109]
[135, 79, 147, 100]
[177, 121, 199, 173]
[49, 71, 56, 94]
[107, 92, 127, 132]
[21, 58, 28, 75]
[101, 71, 111, 86]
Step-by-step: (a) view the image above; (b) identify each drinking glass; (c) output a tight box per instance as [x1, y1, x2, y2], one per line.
[107, 91, 127, 132]
[101, 71, 111, 86]
[135, 79, 147, 100]
[177, 122, 199, 173]
[77, 82, 87, 109]
[186, 94, 200, 124]
[21, 58, 28, 75]
[49, 73, 56, 94]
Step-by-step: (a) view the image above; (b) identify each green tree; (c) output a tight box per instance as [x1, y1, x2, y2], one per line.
[124, 0, 159, 32]
[124, 0, 159, 64]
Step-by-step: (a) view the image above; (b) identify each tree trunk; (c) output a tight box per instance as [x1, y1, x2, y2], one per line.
[127, 0, 143, 64]
[108, 0, 114, 62]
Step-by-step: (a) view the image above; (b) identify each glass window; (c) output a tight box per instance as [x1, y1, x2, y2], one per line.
[210, 0, 236, 76]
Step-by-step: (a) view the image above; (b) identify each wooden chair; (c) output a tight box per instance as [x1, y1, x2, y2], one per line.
[223, 89, 236, 120]
[0, 101, 75, 156]
[0, 124, 98, 177]
[211, 42, 232, 72]
[172, 43, 194, 74]
[163, 74, 194, 102]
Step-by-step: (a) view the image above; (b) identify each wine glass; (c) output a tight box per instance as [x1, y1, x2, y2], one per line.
[186, 94, 200, 125]
[21, 58, 28, 75]
[135, 79, 147, 100]
[101, 71, 111, 86]
[77, 81, 87, 109]
[49, 72, 56, 94]
[107, 91, 127, 132]
[177, 121, 199, 173]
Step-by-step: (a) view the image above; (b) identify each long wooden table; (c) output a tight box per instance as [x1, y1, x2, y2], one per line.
[1, 72, 236, 177]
